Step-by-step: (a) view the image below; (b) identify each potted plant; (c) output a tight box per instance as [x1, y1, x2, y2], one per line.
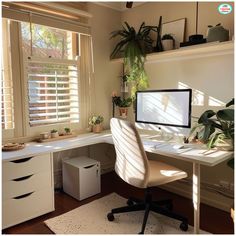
[190, 98, 234, 151]
[113, 97, 132, 118]
[64, 127, 71, 135]
[51, 129, 59, 138]
[89, 115, 104, 133]
[110, 22, 156, 99]
[161, 34, 175, 51]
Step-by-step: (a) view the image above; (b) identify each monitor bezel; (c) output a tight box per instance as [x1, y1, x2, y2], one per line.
[135, 89, 192, 128]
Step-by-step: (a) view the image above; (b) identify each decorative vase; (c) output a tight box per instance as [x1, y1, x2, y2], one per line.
[207, 25, 229, 42]
[119, 107, 128, 118]
[162, 39, 174, 51]
[214, 138, 233, 151]
[92, 124, 103, 133]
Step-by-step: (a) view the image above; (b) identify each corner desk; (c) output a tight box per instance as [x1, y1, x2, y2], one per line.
[2, 130, 233, 233]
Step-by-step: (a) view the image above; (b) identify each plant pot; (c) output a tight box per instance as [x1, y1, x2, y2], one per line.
[51, 132, 59, 138]
[119, 107, 128, 118]
[214, 138, 233, 151]
[92, 124, 103, 133]
[162, 39, 174, 51]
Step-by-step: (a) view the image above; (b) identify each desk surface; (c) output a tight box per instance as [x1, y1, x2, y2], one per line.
[2, 130, 233, 166]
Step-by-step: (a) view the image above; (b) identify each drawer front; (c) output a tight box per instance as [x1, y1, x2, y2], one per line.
[3, 153, 51, 181]
[79, 163, 101, 200]
[3, 171, 52, 200]
[2, 187, 54, 229]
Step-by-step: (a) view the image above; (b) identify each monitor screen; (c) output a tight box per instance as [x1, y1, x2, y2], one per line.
[135, 89, 192, 128]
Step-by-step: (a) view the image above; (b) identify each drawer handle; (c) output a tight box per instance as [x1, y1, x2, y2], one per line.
[12, 174, 33, 182]
[84, 164, 96, 169]
[13, 192, 34, 200]
[11, 157, 33, 163]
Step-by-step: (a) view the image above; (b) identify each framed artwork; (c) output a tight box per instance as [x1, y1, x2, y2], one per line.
[162, 18, 186, 49]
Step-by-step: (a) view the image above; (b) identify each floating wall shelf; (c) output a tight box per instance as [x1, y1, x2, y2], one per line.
[111, 41, 234, 64]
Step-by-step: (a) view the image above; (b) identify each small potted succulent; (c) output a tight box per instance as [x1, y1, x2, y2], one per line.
[89, 115, 104, 133]
[64, 127, 71, 135]
[161, 34, 175, 51]
[113, 97, 132, 118]
[51, 129, 59, 138]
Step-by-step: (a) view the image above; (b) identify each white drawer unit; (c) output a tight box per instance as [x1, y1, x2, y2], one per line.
[63, 156, 101, 201]
[2, 153, 54, 229]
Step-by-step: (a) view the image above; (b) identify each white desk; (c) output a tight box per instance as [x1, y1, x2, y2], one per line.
[2, 130, 233, 233]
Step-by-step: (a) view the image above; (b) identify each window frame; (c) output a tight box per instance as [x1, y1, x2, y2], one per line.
[2, 20, 25, 141]
[2, 17, 91, 142]
[23, 55, 82, 136]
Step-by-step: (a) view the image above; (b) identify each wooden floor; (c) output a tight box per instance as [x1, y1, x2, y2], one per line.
[3, 172, 234, 234]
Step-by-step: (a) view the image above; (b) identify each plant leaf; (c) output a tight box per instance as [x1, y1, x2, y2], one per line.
[217, 109, 234, 121]
[198, 110, 216, 124]
[226, 98, 234, 107]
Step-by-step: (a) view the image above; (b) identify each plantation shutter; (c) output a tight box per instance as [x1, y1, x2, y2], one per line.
[1, 19, 14, 130]
[26, 57, 79, 126]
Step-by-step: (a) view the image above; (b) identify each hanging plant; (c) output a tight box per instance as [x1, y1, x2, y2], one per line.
[110, 22, 157, 99]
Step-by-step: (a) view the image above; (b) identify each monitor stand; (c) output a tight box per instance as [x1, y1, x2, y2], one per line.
[149, 127, 173, 141]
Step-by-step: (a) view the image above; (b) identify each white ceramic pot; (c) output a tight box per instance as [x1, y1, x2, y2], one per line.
[51, 132, 59, 138]
[162, 39, 174, 51]
[214, 138, 233, 151]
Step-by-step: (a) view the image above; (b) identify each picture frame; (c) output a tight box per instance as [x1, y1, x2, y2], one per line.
[161, 18, 186, 49]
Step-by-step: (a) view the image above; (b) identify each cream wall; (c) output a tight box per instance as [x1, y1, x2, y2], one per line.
[51, 2, 233, 211]
[121, 2, 234, 41]
[119, 2, 234, 211]
[53, 3, 121, 189]
[87, 3, 122, 128]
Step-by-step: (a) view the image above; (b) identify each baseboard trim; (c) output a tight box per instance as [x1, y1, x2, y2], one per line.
[160, 181, 232, 212]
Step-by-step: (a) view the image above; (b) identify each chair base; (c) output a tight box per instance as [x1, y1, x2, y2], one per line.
[107, 189, 188, 234]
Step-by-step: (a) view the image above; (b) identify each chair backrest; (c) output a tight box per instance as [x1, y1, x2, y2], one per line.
[110, 118, 150, 189]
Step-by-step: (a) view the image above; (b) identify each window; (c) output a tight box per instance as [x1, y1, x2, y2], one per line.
[27, 58, 79, 126]
[21, 23, 80, 127]
[1, 19, 14, 130]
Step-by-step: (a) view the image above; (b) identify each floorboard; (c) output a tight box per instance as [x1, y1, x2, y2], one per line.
[2, 172, 234, 234]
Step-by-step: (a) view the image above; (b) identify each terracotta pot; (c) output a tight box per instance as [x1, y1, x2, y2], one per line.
[119, 107, 128, 118]
[92, 124, 103, 133]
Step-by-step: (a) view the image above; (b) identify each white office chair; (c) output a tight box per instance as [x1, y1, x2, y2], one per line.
[107, 118, 188, 234]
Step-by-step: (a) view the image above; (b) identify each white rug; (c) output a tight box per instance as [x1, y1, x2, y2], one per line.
[45, 193, 208, 234]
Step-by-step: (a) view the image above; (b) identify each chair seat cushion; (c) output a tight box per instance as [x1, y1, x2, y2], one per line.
[148, 160, 187, 187]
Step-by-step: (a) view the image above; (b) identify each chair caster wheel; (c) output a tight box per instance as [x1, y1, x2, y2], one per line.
[180, 221, 188, 231]
[127, 199, 134, 206]
[107, 213, 114, 221]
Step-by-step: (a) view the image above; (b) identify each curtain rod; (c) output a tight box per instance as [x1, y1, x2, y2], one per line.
[36, 2, 93, 19]
[2, 5, 91, 29]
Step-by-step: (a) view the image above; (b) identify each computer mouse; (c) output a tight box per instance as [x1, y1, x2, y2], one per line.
[173, 144, 185, 149]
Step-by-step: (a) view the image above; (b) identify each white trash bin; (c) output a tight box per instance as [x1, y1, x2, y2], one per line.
[62, 156, 101, 200]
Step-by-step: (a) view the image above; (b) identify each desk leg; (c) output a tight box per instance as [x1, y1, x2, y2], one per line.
[193, 163, 200, 234]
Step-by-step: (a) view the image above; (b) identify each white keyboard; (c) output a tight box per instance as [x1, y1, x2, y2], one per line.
[142, 140, 167, 149]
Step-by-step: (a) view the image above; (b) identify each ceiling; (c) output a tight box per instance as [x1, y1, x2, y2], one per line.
[94, 2, 145, 11]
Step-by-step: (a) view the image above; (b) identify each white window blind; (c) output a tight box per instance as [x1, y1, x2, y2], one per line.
[1, 19, 14, 130]
[26, 57, 79, 126]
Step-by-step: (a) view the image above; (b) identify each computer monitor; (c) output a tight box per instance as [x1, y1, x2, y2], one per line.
[135, 89, 192, 128]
